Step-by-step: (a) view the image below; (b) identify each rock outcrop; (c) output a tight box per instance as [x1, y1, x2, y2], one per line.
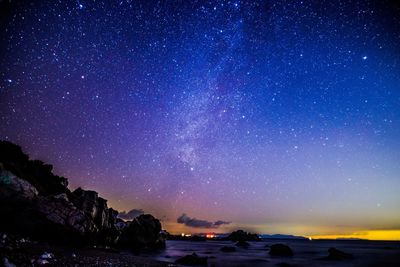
[0, 141, 164, 250]
[0, 141, 68, 196]
[70, 188, 118, 230]
[227, 230, 260, 241]
[117, 214, 165, 251]
[36, 193, 97, 235]
[322, 247, 354, 260]
[0, 169, 38, 201]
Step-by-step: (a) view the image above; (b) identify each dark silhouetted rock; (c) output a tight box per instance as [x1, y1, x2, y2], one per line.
[117, 214, 165, 250]
[269, 244, 294, 257]
[0, 140, 164, 249]
[36, 193, 97, 235]
[0, 141, 29, 165]
[322, 247, 353, 260]
[115, 218, 129, 232]
[235, 240, 250, 248]
[71, 193, 120, 245]
[70, 187, 118, 231]
[0, 168, 38, 201]
[220, 246, 236, 252]
[228, 230, 260, 241]
[175, 253, 208, 265]
[0, 141, 68, 196]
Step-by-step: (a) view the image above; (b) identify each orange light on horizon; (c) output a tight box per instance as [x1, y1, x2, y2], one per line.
[206, 233, 216, 239]
[181, 233, 192, 237]
[310, 230, 400, 241]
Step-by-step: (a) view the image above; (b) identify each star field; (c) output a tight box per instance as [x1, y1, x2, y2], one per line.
[1, 0, 400, 236]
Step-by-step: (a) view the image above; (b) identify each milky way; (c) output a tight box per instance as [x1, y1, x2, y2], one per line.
[1, 0, 400, 236]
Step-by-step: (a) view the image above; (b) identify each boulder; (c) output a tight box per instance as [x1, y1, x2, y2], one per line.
[269, 244, 294, 257]
[117, 214, 165, 250]
[175, 253, 208, 265]
[322, 247, 353, 260]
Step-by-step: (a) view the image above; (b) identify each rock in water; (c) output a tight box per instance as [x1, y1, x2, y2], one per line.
[322, 247, 354, 260]
[175, 253, 208, 265]
[117, 214, 165, 250]
[227, 230, 260, 241]
[269, 244, 294, 257]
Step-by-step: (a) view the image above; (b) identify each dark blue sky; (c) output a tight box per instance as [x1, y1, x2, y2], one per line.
[1, 0, 400, 236]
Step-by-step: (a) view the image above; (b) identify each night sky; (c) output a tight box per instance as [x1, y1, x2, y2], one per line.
[1, 0, 400, 239]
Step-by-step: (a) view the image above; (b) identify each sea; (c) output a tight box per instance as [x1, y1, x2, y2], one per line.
[141, 239, 400, 267]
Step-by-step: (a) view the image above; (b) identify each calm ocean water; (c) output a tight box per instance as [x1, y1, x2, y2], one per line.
[141, 239, 400, 266]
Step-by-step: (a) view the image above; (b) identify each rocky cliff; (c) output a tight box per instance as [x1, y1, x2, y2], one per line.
[0, 140, 164, 250]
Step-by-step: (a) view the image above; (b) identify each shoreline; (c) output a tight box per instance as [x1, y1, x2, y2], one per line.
[2, 236, 400, 267]
[1, 239, 173, 267]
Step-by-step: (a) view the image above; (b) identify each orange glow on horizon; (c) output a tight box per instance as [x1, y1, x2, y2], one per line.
[163, 222, 400, 241]
[310, 230, 400, 241]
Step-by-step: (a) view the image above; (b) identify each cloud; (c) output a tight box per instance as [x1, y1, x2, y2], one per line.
[118, 209, 144, 220]
[214, 220, 231, 226]
[177, 213, 231, 229]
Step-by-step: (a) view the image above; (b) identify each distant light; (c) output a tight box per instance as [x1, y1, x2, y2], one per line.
[362, 56, 368, 60]
[79, 4, 83, 9]
[308, 237, 312, 241]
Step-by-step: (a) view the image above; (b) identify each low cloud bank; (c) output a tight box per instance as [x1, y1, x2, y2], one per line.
[177, 213, 231, 228]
